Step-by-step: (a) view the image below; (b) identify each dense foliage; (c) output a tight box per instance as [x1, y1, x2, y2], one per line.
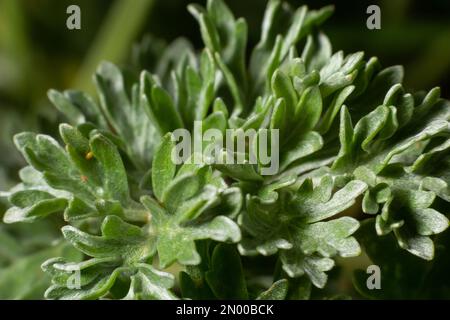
[1, 0, 450, 299]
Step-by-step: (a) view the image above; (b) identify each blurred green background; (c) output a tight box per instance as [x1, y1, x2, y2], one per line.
[0, 0, 449, 298]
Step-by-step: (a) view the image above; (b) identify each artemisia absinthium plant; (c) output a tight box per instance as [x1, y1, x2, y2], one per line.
[2, 0, 450, 299]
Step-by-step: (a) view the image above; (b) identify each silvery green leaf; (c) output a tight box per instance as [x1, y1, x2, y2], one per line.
[124, 264, 178, 300]
[214, 150, 263, 182]
[317, 85, 354, 134]
[280, 132, 323, 171]
[141, 162, 241, 268]
[294, 179, 367, 223]
[44, 264, 126, 300]
[239, 182, 363, 287]
[142, 192, 241, 268]
[4, 195, 67, 224]
[48, 89, 107, 129]
[96, 62, 159, 169]
[302, 32, 332, 73]
[62, 215, 151, 263]
[152, 133, 177, 202]
[256, 279, 288, 300]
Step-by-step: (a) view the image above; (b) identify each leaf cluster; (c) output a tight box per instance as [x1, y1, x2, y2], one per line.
[1, 0, 450, 299]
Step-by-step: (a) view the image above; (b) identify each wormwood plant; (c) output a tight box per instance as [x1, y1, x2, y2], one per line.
[1, 0, 450, 299]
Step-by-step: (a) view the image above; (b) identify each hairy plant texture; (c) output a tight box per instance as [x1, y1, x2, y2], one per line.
[1, 0, 450, 299]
